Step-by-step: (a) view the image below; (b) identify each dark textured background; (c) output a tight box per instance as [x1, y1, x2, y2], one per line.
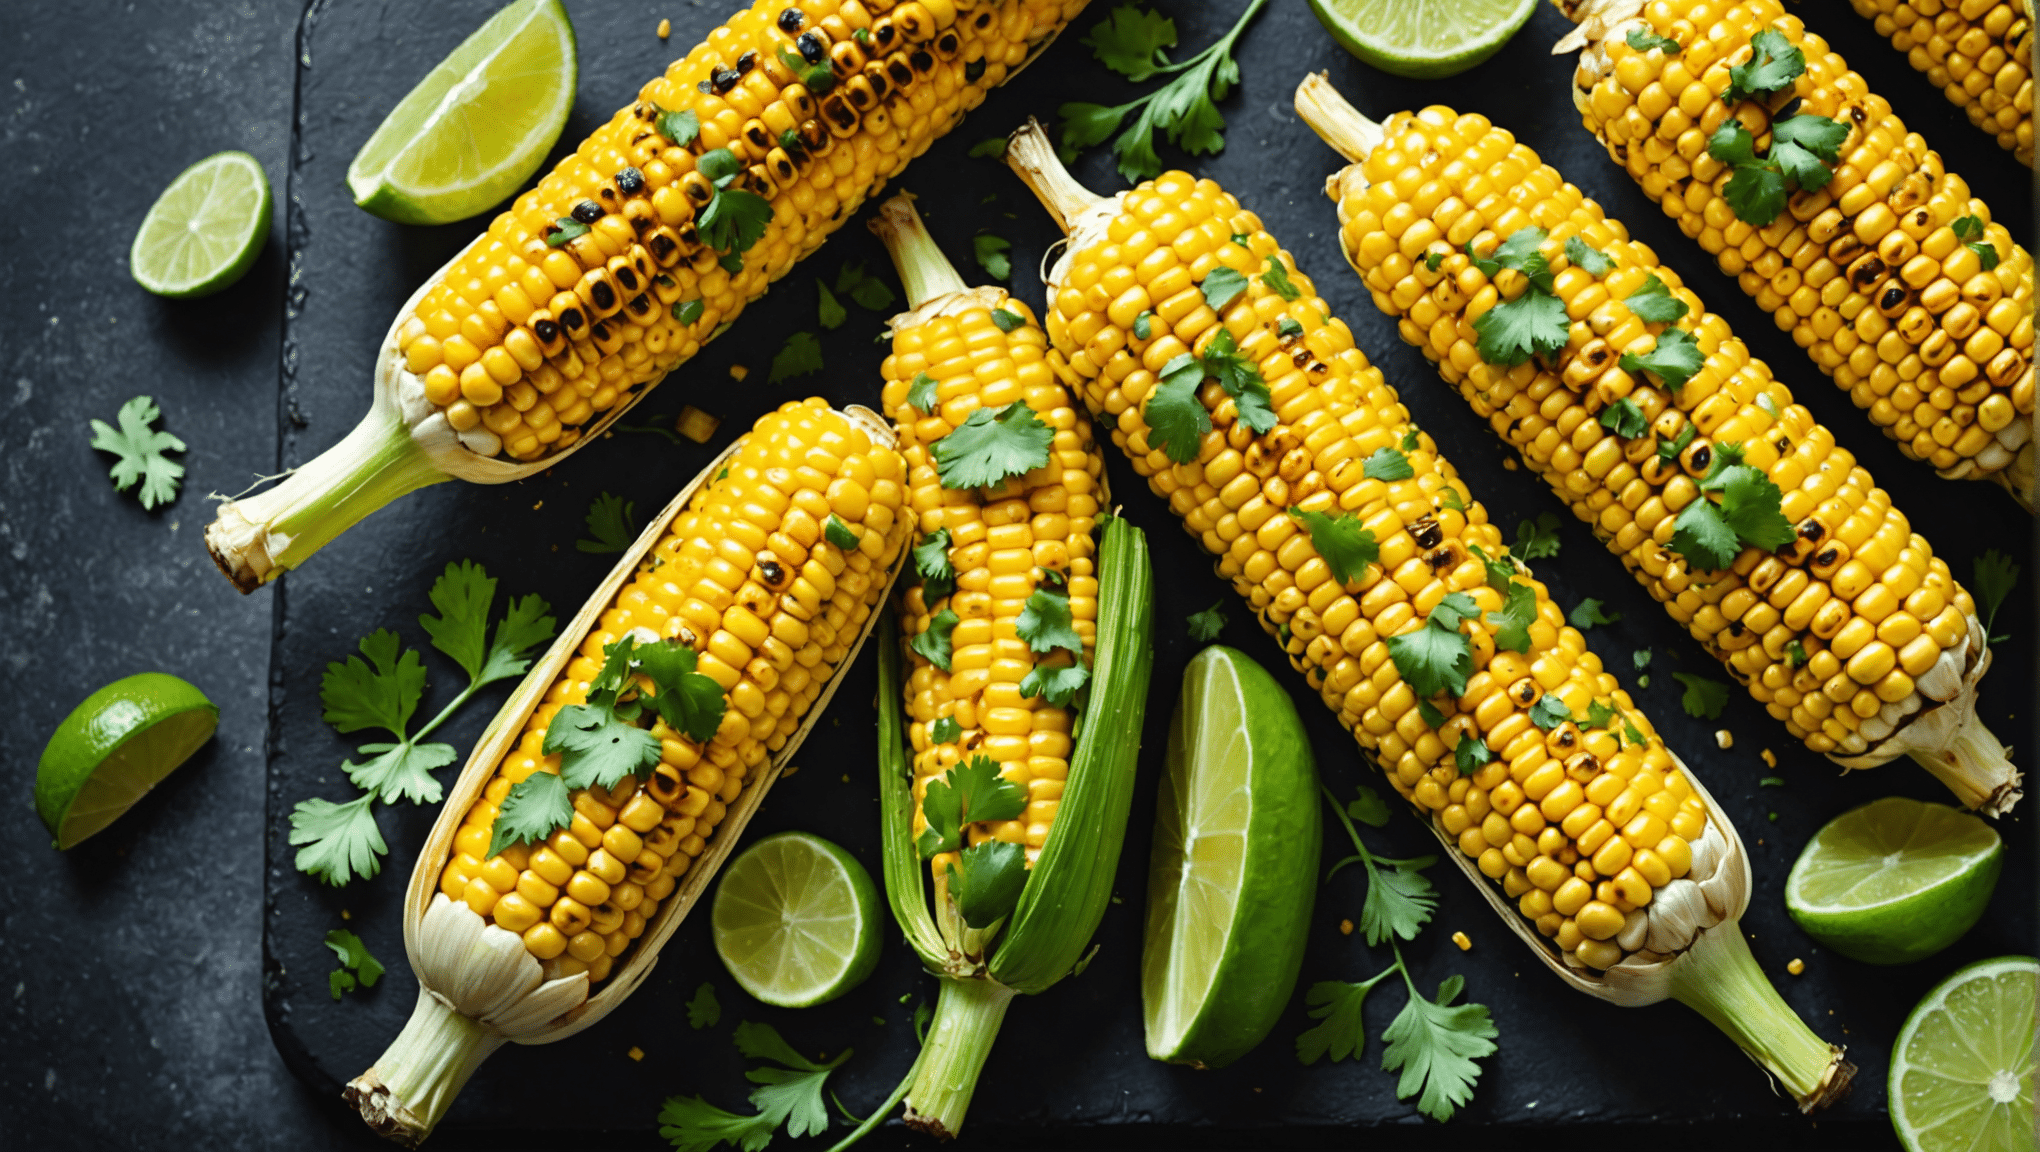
[3, 0, 2033, 1149]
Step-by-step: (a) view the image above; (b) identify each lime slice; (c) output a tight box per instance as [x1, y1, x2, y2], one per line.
[712, 831, 881, 1008]
[1890, 955, 2037, 1152]
[129, 151, 271, 298]
[1308, 0, 1538, 79]
[35, 673, 219, 848]
[1785, 796, 2003, 965]
[347, 0, 577, 225]
[1142, 646, 1320, 1069]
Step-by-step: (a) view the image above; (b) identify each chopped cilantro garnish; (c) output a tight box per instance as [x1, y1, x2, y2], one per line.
[931, 400, 1055, 489]
[907, 371, 940, 414]
[768, 331, 824, 384]
[1486, 581, 1537, 654]
[910, 607, 959, 670]
[1288, 508, 1379, 585]
[1599, 396, 1649, 439]
[1723, 28, 1804, 105]
[90, 395, 185, 509]
[1624, 274, 1688, 324]
[1201, 266, 1250, 312]
[1387, 592, 1478, 699]
[1513, 512, 1562, 560]
[1528, 694, 1571, 730]
[1187, 600, 1228, 641]
[1619, 327, 1705, 391]
[1262, 255, 1301, 300]
[1569, 598, 1620, 630]
[1672, 673, 1730, 720]
[1363, 446, 1414, 482]
[974, 233, 1012, 280]
[1565, 235, 1614, 277]
[1626, 27, 1681, 54]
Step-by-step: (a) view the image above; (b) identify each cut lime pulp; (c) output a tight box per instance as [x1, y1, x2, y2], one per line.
[1785, 796, 2002, 965]
[130, 151, 270, 298]
[712, 831, 881, 1008]
[1889, 956, 2036, 1152]
[1142, 645, 1319, 1069]
[1307, 0, 1539, 79]
[347, 0, 577, 225]
[35, 673, 219, 848]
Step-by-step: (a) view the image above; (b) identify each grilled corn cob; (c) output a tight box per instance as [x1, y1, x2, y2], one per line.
[1550, 0, 2035, 503]
[1849, 0, 2033, 165]
[347, 399, 912, 1145]
[205, 0, 1086, 593]
[1295, 75, 2020, 816]
[831, 195, 1149, 1143]
[1005, 121, 1852, 1109]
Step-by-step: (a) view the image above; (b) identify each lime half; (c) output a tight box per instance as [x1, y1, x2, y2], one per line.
[1890, 955, 2037, 1152]
[130, 151, 271, 298]
[1308, 0, 1538, 79]
[1142, 646, 1320, 1069]
[712, 831, 881, 1008]
[35, 673, 219, 848]
[1785, 796, 2002, 965]
[347, 0, 577, 225]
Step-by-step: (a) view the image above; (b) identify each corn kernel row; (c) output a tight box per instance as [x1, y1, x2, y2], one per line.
[1848, 0, 2033, 165]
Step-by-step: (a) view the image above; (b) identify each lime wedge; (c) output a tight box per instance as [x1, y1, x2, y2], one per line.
[347, 0, 577, 225]
[1890, 955, 2037, 1152]
[1142, 646, 1320, 1069]
[130, 151, 271, 298]
[1308, 0, 1538, 79]
[712, 831, 881, 1008]
[1785, 796, 2003, 965]
[36, 673, 219, 848]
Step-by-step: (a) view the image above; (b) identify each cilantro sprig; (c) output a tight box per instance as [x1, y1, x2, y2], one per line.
[1057, 0, 1269, 182]
[931, 400, 1055, 490]
[1387, 591, 1478, 700]
[1669, 441, 1794, 570]
[1288, 508, 1379, 586]
[1296, 785, 1497, 1122]
[1148, 324, 1276, 462]
[1187, 600, 1228, 641]
[290, 562, 556, 885]
[1017, 582, 1091, 705]
[1953, 215, 2001, 270]
[90, 395, 186, 509]
[916, 756, 1028, 859]
[768, 331, 824, 384]
[326, 928, 384, 1001]
[913, 527, 956, 603]
[1673, 672, 1731, 720]
[657, 1022, 853, 1152]
[1702, 29, 1849, 226]
[576, 491, 637, 554]
[1468, 228, 1569, 366]
[1973, 549, 2019, 645]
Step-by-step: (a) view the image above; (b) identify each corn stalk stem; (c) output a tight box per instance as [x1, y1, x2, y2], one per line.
[1003, 119, 1111, 232]
[345, 987, 505, 1146]
[1908, 709, 2023, 816]
[869, 195, 970, 310]
[1666, 924, 1854, 1111]
[903, 975, 1017, 1139]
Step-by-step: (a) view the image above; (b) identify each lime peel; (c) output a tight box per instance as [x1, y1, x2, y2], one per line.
[1785, 797, 2003, 965]
[35, 672, 219, 849]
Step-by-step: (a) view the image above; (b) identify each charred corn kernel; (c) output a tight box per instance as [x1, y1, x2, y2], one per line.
[1017, 157, 1713, 975]
[1849, 0, 2033, 165]
[1558, 1, 2034, 493]
[873, 199, 1104, 875]
[434, 400, 910, 981]
[1309, 97, 2000, 773]
[382, 0, 1086, 462]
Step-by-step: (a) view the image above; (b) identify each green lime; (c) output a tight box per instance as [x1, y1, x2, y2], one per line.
[1142, 646, 1320, 1069]
[1307, 0, 1538, 79]
[35, 673, 219, 849]
[712, 831, 881, 1008]
[1785, 796, 2003, 965]
[347, 0, 577, 225]
[1890, 955, 2037, 1152]
[129, 151, 271, 298]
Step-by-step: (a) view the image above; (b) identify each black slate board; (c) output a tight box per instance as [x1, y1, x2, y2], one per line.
[262, 0, 2036, 1147]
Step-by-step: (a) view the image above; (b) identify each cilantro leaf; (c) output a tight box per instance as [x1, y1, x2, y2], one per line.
[655, 1095, 774, 1152]
[1455, 732, 1494, 774]
[1565, 235, 1615, 276]
[1486, 581, 1538, 654]
[1624, 274, 1688, 324]
[697, 187, 772, 255]
[1707, 460, 1794, 549]
[824, 514, 860, 552]
[910, 607, 959, 670]
[1083, 1, 1179, 80]
[1381, 974, 1499, 1122]
[906, 372, 940, 415]
[1627, 27, 1681, 53]
[917, 755, 1028, 858]
[89, 395, 185, 509]
[1620, 327, 1706, 391]
[1201, 266, 1249, 312]
[1770, 113, 1847, 190]
[1724, 28, 1804, 105]
[1623, 715, 1647, 745]
[321, 629, 424, 737]
[948, 840, 1030, 928]
[1468, 543, 1517, 592]
[1974, 548, 2019, 644]
[1417, 699, 1447, 729]
[1017, 587, 1084, 656]
[544, 695, 661, 792]
[419, 560, 556, 688]
[343, 739, 456, 806]
[967, 137, 1008, 158]
[1288, 508, 1380, 585]
[1423, 250, 1445, 272]
[1020, 662, 1090, 706]
[655, 107, 700, 146]
[1722, 157, 1789, 226]
[1296, 979, 1377, 1065]
[325, 928, 384, 993]
[1599, 396, 1649, 438]
[1585, 700, 1618, 728]
[1514, 512, 1562, 560]
[815, 279, 847, 330]
[672, 298, 705, 326]
[1672, 498, 1742, 569]
[488, 770, 573, 858]
[1467, 227, 1551, 288]
[1787, 639, 1808, 668]
[290, 792, 386, 886]
[1261, 255, 1301, 300]
[1658, 422, 1697, 463]
[576, 491, 638, 554]
[768, 331, 824, 384]
[1348, 785, 1391, 828]
[1361, 856, 1439, 945]
[834, 261, 895, 311]
[930, 717, 963, 745]
[1673, 672, 1731, 720]
[931, 401, 1055, 489]
[329, 969, 357, 1000]
[1387, 593, 1478, 699]
[1187, 600, 1228, 641]
[974, 233, 1012, 280]
[1474, 288, 1569, 366]
[1198, 328, 1276, 433]
[1056, 0, 1264, 181]
[1363, 446, 1414, 482]
[1953, 215, 1987, 242]
[1133, 311, 1153, 340]
[687, 982, 721, 1030]
[1569, 598, 1620, 629]
[1958, 217, 2001, 268]
[1277, 316, 1303, 338]
[1529, 694, 1571, 730]
[990, 308, 1025, 333]
[1634, 648, 1652, 672]
[657, 1024, 850, 1152]
[1401, 426, 1421, 452]
[637, 640, 729, 743]
[914, 527, 955, 602]
[1144, 372, 1210, 463]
